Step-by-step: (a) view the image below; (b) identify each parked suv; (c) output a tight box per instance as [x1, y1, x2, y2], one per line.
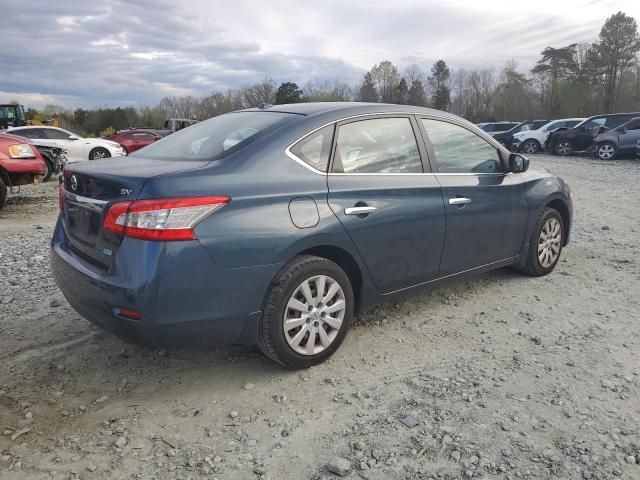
[51, 103, 573, 368]
[591, 117, 640, 160]
[0, 132, 46, 209]
[512, 118, 585, 154]
[548, 112, 640, 155]
[493, 120, 549, 150]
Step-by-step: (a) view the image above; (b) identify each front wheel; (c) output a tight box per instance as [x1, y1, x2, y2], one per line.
[596, 142, 617, 161]
[89, 147, 110, 160]
[517, 208, 564, 276]
[258, 255, 354, 369]
[521, 139, 540, 154]
[42, 157, 53, 182]
[554, 141, 573, 156]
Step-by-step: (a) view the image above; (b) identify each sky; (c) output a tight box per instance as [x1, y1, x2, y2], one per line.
[1, 0, 638, 109]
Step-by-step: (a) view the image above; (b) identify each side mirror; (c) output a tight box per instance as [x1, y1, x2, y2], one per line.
[509, 153, 529, 173]
[618, 126, 626, 134]
[68, 135, 79, 141]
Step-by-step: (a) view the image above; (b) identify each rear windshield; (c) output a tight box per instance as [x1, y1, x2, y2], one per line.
[133, 111, 296, 160]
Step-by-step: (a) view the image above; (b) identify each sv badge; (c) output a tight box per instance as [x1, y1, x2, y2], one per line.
[120, 188, 133, 196]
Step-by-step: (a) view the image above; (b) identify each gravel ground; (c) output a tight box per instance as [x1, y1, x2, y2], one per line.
[0, 155, 639, 480]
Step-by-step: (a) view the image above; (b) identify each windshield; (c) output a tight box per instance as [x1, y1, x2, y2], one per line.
[135, 112, 296, 160]
[575, 117, 605, 130]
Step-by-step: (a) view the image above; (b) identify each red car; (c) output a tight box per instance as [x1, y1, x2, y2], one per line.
[106, 130, 161, 154]
[0, 132, 47, 209]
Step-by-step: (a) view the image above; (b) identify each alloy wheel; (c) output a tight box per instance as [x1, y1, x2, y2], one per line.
[91, 149, 108, 160]
[283, 275, 346, 356]
[523, 140, 538, 154]
[597, 144, 615, 160]
[556, 141, 571, 155]
[537, 217, 562, 268]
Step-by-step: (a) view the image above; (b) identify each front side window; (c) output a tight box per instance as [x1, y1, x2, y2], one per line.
[290, 125, 334, 172]
[624, 119, 640, 131]
[580, 117, 606, 130]
[136, 112, 296, 160]
[422, 119, 503, 174]
[333, 117, 422, 174]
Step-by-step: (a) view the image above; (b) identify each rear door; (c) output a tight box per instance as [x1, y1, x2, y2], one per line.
[419, 117, 528, 275]
[327, 115, 446, 293]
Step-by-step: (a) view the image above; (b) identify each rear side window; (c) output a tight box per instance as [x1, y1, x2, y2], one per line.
[290, 125, 334, 172]
[11, 128, 40, 139]
[422, 119, 503, 174]
[135, 112, 296, 160]
[44, 129, 71, 140]
[333, 117, 422, 174]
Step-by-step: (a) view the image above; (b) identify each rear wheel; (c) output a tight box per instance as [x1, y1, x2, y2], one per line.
[554, 141, 573, 156]
[521, 139, 540, 154]
[89, 147, 110, 160]
[257, 255, 354, 369]
[596, 142, 617, 160]
[0, 175, 7, 210]
[517, 208, 564, 276]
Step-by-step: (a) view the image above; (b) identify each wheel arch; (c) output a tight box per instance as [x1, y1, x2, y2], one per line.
[544, 198, 571, 246]
[296, 245, 364, 312]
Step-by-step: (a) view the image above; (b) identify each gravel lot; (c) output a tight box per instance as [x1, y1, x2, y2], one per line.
[1, 155, 639, 480]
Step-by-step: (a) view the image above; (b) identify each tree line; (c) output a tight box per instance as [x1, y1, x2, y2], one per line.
[26, 11, 640, 136]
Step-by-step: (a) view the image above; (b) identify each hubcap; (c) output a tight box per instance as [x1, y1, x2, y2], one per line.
[537, 218, 562, 268]
[557, 142, 571, 155]
[283, 275, 346, 356]
[92, 150, 107, 159]
[598, 144, 614, 160]
[523, 141, 537, 154]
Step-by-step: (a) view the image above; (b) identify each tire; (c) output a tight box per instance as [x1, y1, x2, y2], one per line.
[517, 207, 564, 277]
[257, 255, 354, 369]
[0, 175, 7, 210]
[596, 142, 617, 161]
[42, 157, 53, 182]
[521, 139, 540, 154]
[554, 140, 573, 156]
[89, 147, 111, 160]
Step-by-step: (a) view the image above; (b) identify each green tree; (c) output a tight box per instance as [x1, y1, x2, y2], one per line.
[275, 82, 304, 104]
[370, 60, 400, 103]
[531, 44, 578, 115]
[590, 12, 640, 112]
[393, 78, 409, 104]
[408, 79, 427, 106]
[358, 72, 379, 102]
[429, 60, 451, 110]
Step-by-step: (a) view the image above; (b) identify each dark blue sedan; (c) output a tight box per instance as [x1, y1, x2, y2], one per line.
[52, 103, 573, 368]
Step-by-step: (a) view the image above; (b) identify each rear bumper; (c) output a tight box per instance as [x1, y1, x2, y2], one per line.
[50, 218, 280, 346]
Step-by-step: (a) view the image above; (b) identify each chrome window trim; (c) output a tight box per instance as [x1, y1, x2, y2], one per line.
[63, 190, 109, 205]
[284, 111, 511, 176]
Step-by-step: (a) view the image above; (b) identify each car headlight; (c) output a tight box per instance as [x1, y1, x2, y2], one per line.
[8, 144, 36, 159]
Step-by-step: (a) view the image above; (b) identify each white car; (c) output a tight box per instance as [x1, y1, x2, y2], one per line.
[512, 118, 585, 154]
[6, 126, 126, 162]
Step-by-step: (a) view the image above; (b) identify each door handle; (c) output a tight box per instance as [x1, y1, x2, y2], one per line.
[449, 197, 471, 206]
[345, 206, 377, 215]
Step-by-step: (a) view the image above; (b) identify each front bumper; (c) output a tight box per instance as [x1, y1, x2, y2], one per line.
[50, 218, 280, 346]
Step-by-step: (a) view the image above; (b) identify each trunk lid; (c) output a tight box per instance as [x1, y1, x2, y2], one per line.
[61, 157, 209, 269]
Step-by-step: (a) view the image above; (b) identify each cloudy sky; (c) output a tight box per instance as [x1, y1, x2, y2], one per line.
[1, 0, 638, 108]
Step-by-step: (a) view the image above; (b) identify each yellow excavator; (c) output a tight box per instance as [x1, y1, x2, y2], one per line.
[0, 103, 59, 129]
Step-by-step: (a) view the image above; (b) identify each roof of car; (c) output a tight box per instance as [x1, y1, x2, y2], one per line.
[240, 102, 463, 121]
[8, 125, 58, 130]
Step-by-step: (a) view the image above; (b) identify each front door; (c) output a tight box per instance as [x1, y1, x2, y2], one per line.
[44, 128, 85, 162]
[419, 117, 529, 275]
[327, 116, 446, 293]
[618, 118, 640, 153]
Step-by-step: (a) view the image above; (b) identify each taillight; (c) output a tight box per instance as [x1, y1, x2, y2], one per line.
[103, 196, 230, 241]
